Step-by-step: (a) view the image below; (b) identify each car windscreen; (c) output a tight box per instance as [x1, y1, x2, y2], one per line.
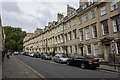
[60, 55, 66, 58]
[44, 54, 50, 56]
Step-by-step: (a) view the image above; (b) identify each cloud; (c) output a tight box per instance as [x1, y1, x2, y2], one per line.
[2, 2, 23, 14]
[1, 1, 79, 33]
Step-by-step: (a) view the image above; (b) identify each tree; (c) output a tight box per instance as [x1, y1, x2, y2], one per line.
[3, 26, 26, 52]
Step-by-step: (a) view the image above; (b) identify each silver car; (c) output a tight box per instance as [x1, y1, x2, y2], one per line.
[53, 54, 69, 63]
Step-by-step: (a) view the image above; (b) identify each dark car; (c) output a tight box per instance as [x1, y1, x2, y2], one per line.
[33, 52, 40, 58]
[66, 56, 100, 69]
[41, 53, 51, 60]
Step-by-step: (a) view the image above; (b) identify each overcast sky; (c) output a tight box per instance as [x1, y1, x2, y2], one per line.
[1, 0, 79, 33]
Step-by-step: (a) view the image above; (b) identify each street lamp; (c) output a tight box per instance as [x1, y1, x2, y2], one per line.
[112, 40, 116, 70]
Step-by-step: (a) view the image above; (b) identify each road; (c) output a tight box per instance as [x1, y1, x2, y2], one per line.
[15, 55, 119, 78]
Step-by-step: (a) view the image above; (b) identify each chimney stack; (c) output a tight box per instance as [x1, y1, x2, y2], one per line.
[79, 0, 88, 7]
[67, 5, 75, 15]
[57, 12, 64, 21]
[48, 22, 52, 26]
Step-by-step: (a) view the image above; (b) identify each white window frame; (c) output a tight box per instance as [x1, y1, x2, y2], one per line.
[74, 45, 77, 53]
[53, 38, 54, 44]
[59, 47, 60, 53]
[85, 14, 88, 21]
[79, 17, 82, 24]
[69, 32, 72, 40]
[111, 1, 118, 11]
[92, 25, 97, 38]
[101, 6, 106, 15]
[73, 30, 76, 39]
[113, 18, 120, 32]
[69, 21, 71, 28]
[86, 28, 90, 40]
[91, 10, 95, 18]
[87, 45, 91, 55]
[65, 34, 67, 42]
[102, 20, 109, 35]
[61, 34, 63, 42]
[94, 44, 99, 57]
[70, 46, 72, 54]
[65, 23, 67, 29]
[58, 26, 60, 32]
[61, 47, 63, 53]
[61, 25, 63, 31]
[73, 18, 76, 25]
[80, 30, 83, 41]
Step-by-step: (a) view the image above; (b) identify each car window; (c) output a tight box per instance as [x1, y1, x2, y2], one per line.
[84, 56, 93, 59]
[61, 55, 66, 58]
[74, 56, 85, 59]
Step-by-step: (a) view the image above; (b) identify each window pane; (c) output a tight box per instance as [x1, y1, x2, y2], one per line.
[91, 10, 95, 18]
[102, 21, 109, 35]
[93, 25, 97, 38]
[87, 45, 91, 54]
[80, 30, 83, 41]
[79, 17, 82, 24]
[111, 1, 117, 10]
[86, 28, 89, 40]
[94, 44, 98, 57]
[101, 6, 106, 15]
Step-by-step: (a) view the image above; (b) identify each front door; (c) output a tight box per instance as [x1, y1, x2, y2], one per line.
[80, 47, 83, 56]
[66, 48, 68, 57]
[105, 44, 111, 62]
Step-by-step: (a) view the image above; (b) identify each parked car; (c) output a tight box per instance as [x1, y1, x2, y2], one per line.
[20, 52, 25, 55]
[41, 53, 51, 60]
[66, 56, 100, 69]
[14, 51, 19, 55]
[94, 58, 104, 62]
[22, 52, 27, 55]
[28, 52, 34, 57]
[33, 52, 40, 58]
[25, 52, 29, 56]
[53, 54, 69, 63]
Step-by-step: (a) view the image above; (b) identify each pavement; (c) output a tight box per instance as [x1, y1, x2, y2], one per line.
[99, 64, 120, 73]
[0, 53, 2, 80]
[2, 55, 40, 79]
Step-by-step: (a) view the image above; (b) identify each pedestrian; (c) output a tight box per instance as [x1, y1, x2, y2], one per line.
[6, 51, 10, 60]
[10, 52, 13, 56]
[2, 51, 6, 62]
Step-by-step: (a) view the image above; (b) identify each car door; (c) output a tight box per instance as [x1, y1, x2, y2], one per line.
[54, 56, 57, 61]
[74, 57, 85, 66]
[57, 56, 60, 62]
[71, 57, 78, 66]
[55, 56, 59, 62]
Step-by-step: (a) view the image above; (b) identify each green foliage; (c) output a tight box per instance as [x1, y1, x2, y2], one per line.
[3, 26, 26, 52]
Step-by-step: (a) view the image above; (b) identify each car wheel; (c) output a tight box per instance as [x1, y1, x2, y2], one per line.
[59, 60, 62, 64]
[67, 61, 70, 66]
[81, 63, 86, 69]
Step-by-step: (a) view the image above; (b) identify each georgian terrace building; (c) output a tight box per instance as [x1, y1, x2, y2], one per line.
[0, 15, 5, 52]
[23, 1, 120, 62]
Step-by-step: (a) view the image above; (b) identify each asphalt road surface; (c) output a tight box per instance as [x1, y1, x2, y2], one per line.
[15, 55, 119, 78]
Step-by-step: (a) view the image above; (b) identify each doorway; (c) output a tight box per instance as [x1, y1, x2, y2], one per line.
[80, 47, 83, 56]
[66, 48, 68, 57]
[105, 44, 111, 62]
